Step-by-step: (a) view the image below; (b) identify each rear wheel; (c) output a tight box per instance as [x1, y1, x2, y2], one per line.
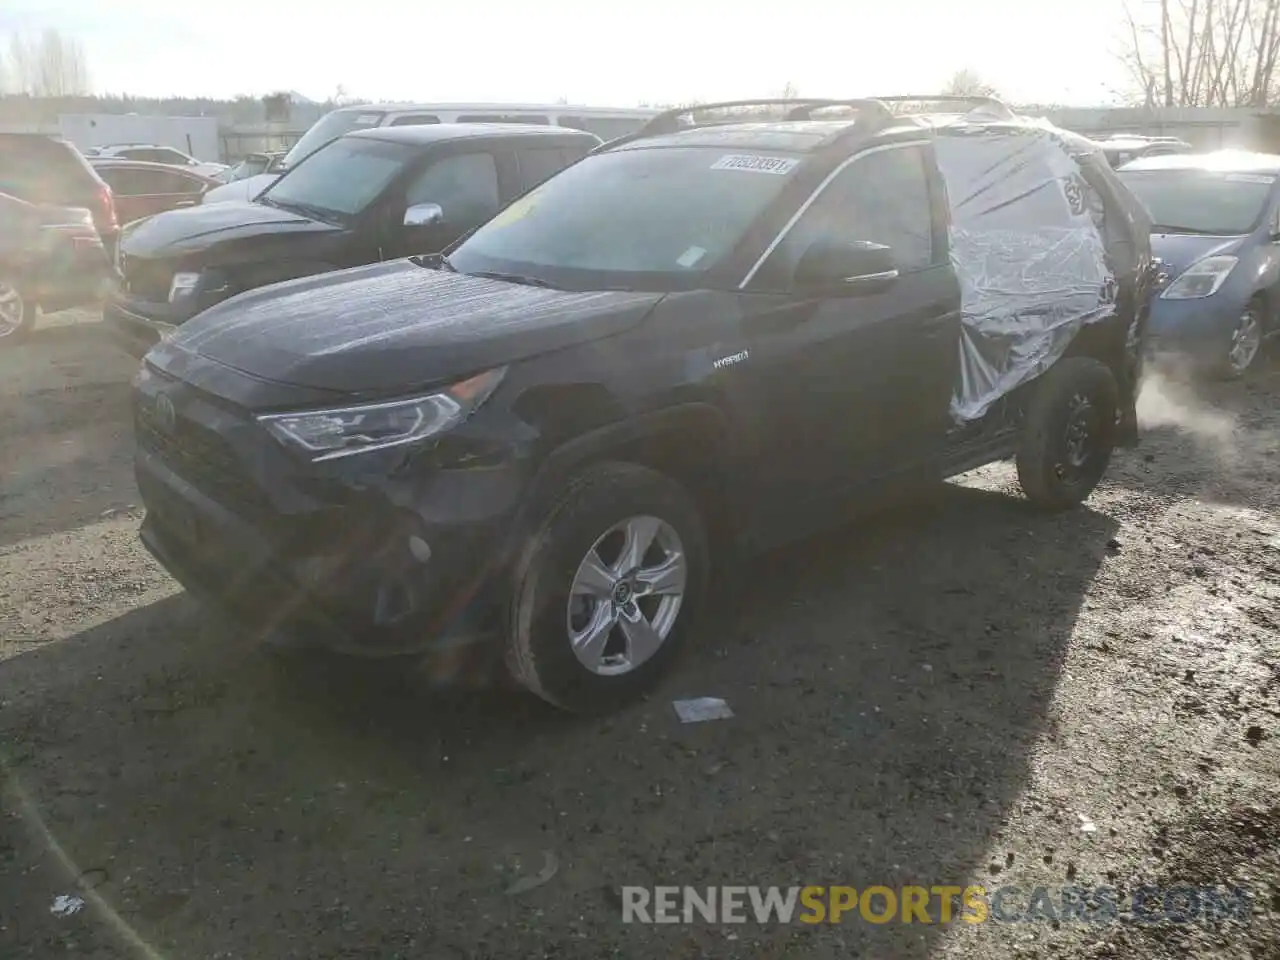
[0, 278, 36, 344]
[1016, 357, 1119, 511]
[507, 462, 709, 713]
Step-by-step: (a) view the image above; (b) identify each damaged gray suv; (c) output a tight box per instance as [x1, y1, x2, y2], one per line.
[133, 96, 1155, 712]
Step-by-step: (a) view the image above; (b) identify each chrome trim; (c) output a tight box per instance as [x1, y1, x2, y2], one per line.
[738, 139, 933, 290]
[843, 268, 899, 284]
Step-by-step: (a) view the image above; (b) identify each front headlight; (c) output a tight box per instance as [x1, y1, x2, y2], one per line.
[256, 367, 506, 461]
[168, 271, 202, 301]
[1160, 255, 1238, 300]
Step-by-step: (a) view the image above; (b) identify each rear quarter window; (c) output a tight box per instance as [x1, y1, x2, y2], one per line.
[0, 135, 98, 203]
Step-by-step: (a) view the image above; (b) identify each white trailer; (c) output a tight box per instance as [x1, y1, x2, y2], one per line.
[57, 114, 221, 163]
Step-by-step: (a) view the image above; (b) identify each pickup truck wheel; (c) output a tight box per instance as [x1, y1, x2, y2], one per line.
[0, 278, 36, 344]
[507, 462, 709, 713]
[1016, 357, 1119, 511]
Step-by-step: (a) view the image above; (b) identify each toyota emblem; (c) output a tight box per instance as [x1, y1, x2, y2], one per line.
[154, 393, 176, 433]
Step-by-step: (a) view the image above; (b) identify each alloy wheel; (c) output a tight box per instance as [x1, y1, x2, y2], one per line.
[1055, 392, 1098, 483]
[565, 515, 687, 676]
[0, 282, 25, 338]
[1228, 307, 1263, 375]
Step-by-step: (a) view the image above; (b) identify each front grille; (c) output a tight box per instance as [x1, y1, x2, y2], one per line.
[120, 253, 171, 302]
[136, 409, 270, 520]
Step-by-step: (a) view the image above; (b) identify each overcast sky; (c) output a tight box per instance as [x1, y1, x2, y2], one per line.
[2, 0, 1136, 106]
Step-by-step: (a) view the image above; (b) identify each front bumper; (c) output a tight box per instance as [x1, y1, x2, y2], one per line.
[1144, 295, 1238, 367]
[132, 367, 521, 658]
[104, 298, 177, 359]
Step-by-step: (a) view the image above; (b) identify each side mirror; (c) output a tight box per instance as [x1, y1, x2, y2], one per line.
[404, 202, 444, 228]
[794, 239, 899, 296]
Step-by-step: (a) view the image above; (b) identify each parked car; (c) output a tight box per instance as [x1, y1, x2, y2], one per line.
[201, 103, 658, 204]
[1, 132, 120, 260]
[84, 143, 228, 178]
[1096, 134, 1193, 169]
[131, 96, 1152, 712]
[105, 123, 601, 357]
[1117, 151, 1280, 377]
[209, 151, 286, 185]
[90, 159, 219, 225]
[0, 191, 111, 342]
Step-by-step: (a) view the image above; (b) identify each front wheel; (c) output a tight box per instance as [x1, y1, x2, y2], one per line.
[1016, 357, 1119, 511]
[506, 462, 709, 713]
[0, 278, 36, 344]
[1220, 300, 1265, 379]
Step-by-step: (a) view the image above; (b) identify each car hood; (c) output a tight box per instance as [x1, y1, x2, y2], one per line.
[201, 173, 279, 205]
[165, 259, 664, 395]
[1151, 232, 1248, 277]
[119, 200, 339, 259]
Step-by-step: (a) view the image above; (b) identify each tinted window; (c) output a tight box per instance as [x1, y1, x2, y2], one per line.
[0, 135, 97, 202]
[516, 147, 576, 191]
[389, 114, 440, 126]
[99, 167, 205, 195]
[755, 146, 935, 289]
[458, 114, 549, 125]
[262, 137, 414, 221]
[1117, 169, 1274, 234]
[559, 115, 648, 140]
[405, 152, 500, 224]
[121, 148, 190, 165]
[450, 146, 797, 279]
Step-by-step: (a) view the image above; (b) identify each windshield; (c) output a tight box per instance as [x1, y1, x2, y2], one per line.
[282, 108, 386, 168]
[448, 146, 800, 286]
[260, 136, 412, 223]
[1118, 169, 1274, 235]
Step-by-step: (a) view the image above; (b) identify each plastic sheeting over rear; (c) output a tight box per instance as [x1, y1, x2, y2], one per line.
[931, 119, 1141, 423]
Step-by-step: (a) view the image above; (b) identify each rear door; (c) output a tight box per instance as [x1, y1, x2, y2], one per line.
[738, 141, 961, 514]
[96, 165, 207, 223]
[513, 142, 591, 193]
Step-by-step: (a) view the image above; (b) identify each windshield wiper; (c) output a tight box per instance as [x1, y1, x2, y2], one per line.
[1150, 222, 1236, 236]
[466, 269, 557, 289]
[411, 252, 456, 272]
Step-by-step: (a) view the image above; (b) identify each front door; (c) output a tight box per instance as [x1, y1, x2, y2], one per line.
[734, 141, 961, 529]
[385, 148, 514, 259]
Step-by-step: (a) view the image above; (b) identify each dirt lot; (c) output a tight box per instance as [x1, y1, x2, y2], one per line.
[1, 312, 1277, 959]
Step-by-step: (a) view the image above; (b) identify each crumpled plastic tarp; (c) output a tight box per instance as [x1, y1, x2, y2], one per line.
[931, 120, 1119, 423]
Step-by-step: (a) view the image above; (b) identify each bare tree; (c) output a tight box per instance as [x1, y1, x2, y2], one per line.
[7, 29, 91, 96]
[1120, 0, 1280, 106]
[778, 81, 800, 99]
[941, 69, 1000, 99]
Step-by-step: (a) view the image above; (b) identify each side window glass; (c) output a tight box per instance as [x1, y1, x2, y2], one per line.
[755, 145, 935, 290]
[405, 152, 500, 224]
[389, 114, 440, 126]
[99, 167, 152, 195]
[155, 170, 205, 194]
[517, 148, 573, 191]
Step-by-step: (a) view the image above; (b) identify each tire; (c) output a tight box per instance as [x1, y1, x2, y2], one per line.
[507, 461, 709, 713]
[0, 277, 36, 344]
[1016, 356, 1119, 511]
[1218, 298, 1266, 380]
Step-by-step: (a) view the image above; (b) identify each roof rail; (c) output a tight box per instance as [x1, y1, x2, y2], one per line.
[635, 98, 896, 136]
[868, 95, 1017, 119]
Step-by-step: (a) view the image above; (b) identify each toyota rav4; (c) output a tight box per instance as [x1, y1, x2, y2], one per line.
[131, 97, 1154, 713]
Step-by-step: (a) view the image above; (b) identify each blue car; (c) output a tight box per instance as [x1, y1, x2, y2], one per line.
[1117, 152, 1280, 377]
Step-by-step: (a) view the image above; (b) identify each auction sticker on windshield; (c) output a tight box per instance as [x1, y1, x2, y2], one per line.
[710, 154, 799, 175]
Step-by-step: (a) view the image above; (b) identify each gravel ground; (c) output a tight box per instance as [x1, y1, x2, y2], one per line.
[1, 312, 1277, 959]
